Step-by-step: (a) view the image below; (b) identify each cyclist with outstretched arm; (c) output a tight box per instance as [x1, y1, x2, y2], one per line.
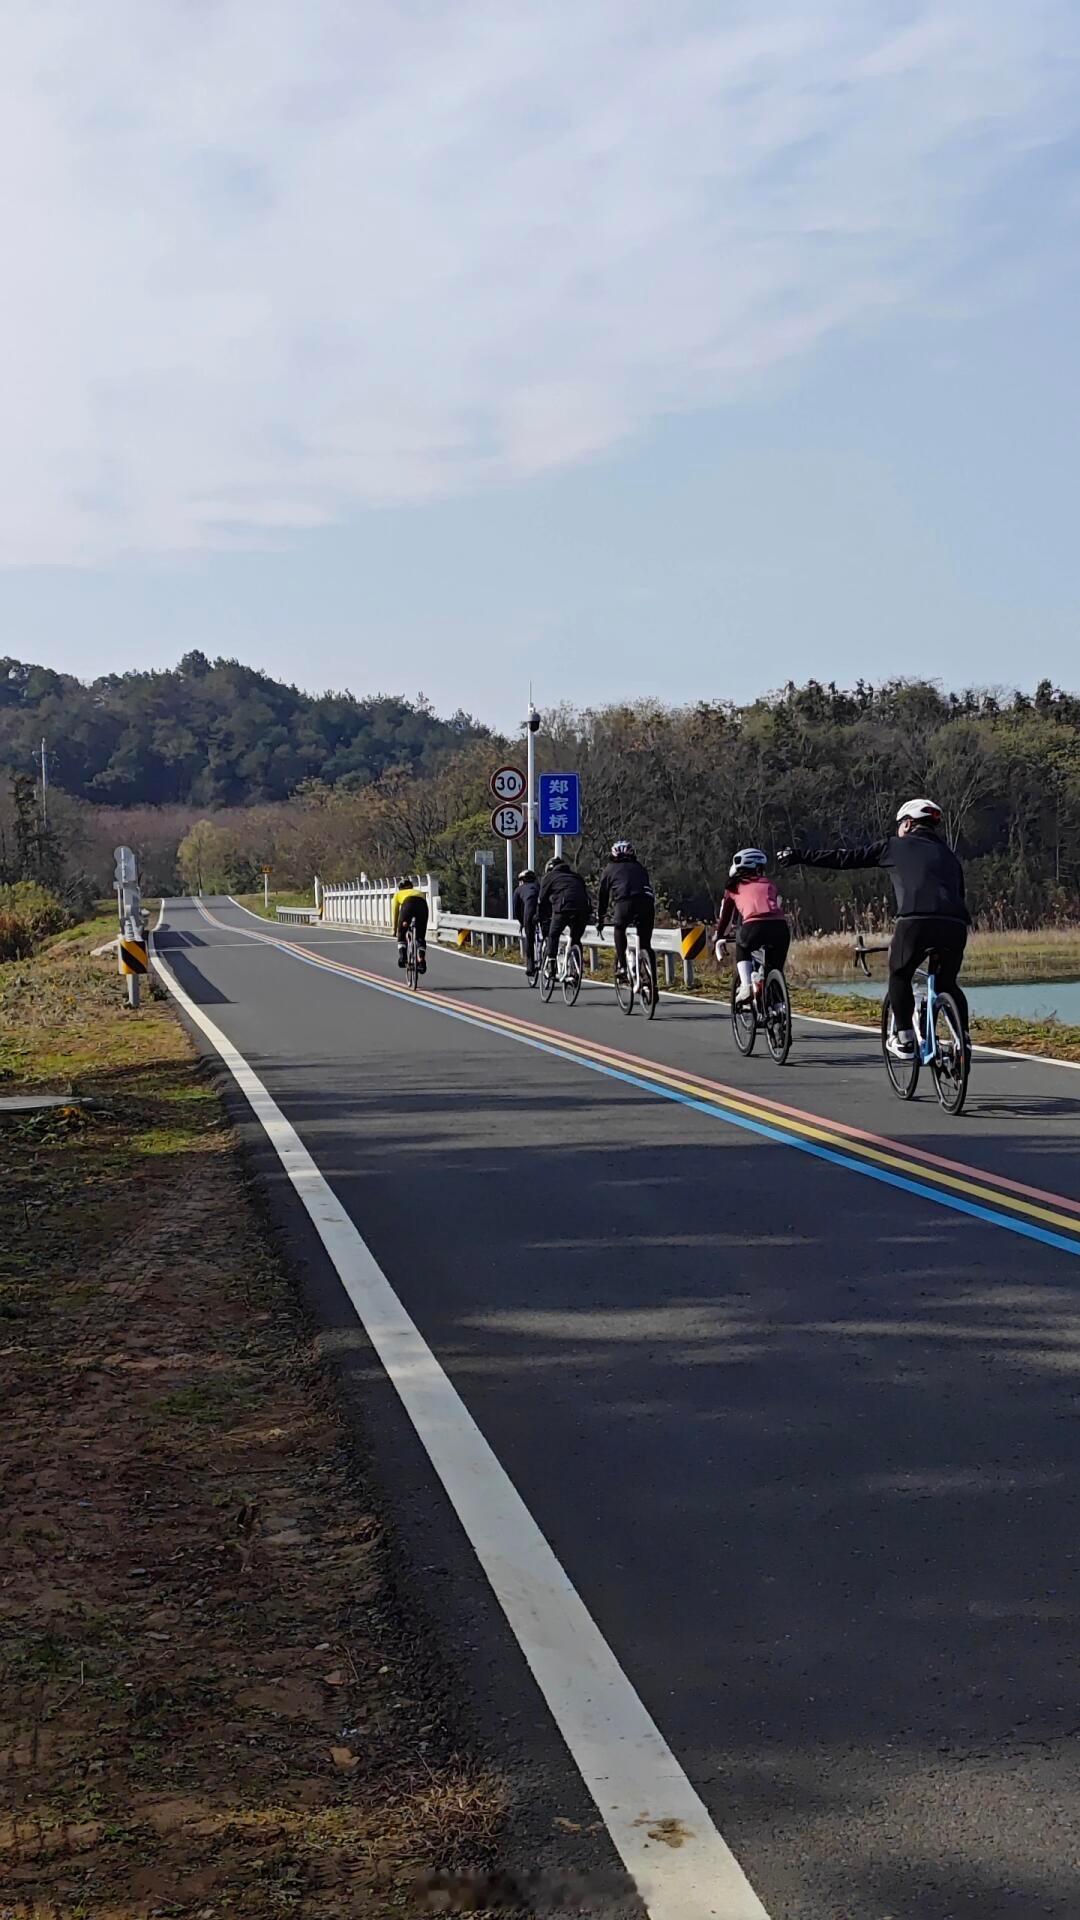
[780, 798, 970, 1057]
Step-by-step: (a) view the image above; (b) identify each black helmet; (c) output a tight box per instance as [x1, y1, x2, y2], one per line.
[519, 868, 537, 882]
[545, 856, 566, 873]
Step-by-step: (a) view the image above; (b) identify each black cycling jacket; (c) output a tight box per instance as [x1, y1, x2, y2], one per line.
[512, 879, 539, 925]
[794, 827, 969, 922]
[597, 859, 653, 926]
[538, 862, 591, 923]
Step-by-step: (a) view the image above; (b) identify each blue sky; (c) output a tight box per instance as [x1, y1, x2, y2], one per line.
[2, 0, 1078, 729]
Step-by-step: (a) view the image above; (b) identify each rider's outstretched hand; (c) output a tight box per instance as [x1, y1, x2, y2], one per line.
[775, 846, 795, 867]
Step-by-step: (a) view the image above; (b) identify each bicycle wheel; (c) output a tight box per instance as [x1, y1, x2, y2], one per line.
[930, 991, 970, 1116]
[406, 930, 420, 991]
[881, 997, 919, 1099]
[525, 933, 540, 987]
[614, 955, 634, 1013]
[563, 943, 583, 1006]
[639, 949, 658, 1021]
[730, 974, 756, 1055]
[763, 969, 792, 1064]
[540, 947, 556, 1002]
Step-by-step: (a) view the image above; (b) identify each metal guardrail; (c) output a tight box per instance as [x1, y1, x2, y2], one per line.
[435, 913, 706, 987]
[276, 906, 318, 923]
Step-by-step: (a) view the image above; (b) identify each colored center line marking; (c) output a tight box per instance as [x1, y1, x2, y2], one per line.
[187, 900, 1080, 1255]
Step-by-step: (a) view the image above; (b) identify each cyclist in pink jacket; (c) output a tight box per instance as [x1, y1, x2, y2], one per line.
[715, 849, 790, 1005]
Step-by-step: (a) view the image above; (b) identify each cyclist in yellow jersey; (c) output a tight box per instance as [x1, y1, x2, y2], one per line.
[392, 880, 428, 973]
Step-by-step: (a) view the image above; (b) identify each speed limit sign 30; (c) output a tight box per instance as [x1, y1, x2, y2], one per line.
[489, 764, 527, 804]
[491, 803, 527, 840]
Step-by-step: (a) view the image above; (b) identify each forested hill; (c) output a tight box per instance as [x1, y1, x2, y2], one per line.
[0, 653, 490, 807]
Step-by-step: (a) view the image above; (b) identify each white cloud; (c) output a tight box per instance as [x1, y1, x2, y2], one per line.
[0, 0, 1076, 563]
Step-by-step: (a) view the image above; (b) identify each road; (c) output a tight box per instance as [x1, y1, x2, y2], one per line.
[155, 896, 1080, 1919]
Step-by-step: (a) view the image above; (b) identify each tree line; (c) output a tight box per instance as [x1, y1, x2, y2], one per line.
[0, 653, 486, 807]
[4, 667, 1079, 932]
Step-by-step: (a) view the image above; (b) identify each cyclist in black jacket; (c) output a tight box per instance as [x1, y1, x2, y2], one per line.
[512, 868, 540, 966]
[596, 841, 654, 984]
[782, 797, 970, 1057]
[538, 857, 591, 973]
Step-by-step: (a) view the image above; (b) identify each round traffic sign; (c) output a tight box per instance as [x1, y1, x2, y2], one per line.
[491, 803, 527, 840]
[490, 764, 527, 804]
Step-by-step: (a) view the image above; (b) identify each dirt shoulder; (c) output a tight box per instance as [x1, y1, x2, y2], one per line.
[0, 929, 506, 1915]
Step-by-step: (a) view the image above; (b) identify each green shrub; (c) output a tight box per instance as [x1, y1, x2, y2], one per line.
[0, 883, 70, 959]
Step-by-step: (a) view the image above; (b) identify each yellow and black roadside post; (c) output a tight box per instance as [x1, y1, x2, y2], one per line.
[114, 844, 146, 1008]
[679, 922, 706, 987]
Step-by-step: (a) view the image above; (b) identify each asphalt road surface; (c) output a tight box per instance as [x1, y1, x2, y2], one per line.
[155, 897, 1080, 1919]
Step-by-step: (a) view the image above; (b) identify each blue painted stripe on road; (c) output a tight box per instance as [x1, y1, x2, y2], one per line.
[181, 908, 1080, 1261]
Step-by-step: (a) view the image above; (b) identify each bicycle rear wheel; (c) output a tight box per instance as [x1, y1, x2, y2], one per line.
[930, 991, 970, 1115]
[639, 949, 658, 1020]
[763, 969, 791, 1063]
[525, 931, 540, 987]
[540, 944, 556, 1001]
[881, 997, 919, 1099]
[731, 974, 756, 1055]
[563, 943, 583, 1006]
[406, 930, 420, 991]
[614, 956, 634, 1013]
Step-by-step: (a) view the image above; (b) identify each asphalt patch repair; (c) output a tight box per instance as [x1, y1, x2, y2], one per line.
[0, 928, 614, 1918]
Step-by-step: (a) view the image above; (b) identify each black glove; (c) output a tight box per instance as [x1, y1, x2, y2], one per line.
[775, 847, 796, 867]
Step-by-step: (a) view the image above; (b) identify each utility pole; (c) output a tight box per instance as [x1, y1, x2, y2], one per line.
[40, 738, 48, 832]
[525, 693, 540, 873]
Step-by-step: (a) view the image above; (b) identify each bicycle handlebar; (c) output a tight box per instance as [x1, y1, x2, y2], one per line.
[852, 935, 890, 976]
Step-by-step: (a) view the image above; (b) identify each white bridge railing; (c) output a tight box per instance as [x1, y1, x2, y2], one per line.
[285, 875, 706, 985]
[317, 874, 441, 930]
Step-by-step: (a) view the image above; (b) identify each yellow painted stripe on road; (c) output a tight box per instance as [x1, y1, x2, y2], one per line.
[190, 899, 1080, 1244]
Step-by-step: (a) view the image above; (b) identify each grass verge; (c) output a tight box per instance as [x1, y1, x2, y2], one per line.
[0, 924, 506, 1914]
[789, 923, 1080, 986]
[230, 892, 315, 922]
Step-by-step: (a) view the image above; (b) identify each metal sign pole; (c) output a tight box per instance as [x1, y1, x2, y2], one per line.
[526, 703, 538, 872]
[480, 859, 487, 921]
[505, 836, 514, 913]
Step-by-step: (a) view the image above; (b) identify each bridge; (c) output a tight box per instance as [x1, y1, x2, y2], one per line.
[152, 894, 1080, 1920]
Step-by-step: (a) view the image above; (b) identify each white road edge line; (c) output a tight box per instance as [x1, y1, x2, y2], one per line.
[149, 917, 772, 1920]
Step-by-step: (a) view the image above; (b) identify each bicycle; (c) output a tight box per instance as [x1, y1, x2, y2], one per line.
[523, 922, 544, 988]
[721, 940, 792, 1064]
[612, 932, 658, 1020]
[540, 927, 583, 1007]
[404, 919, 421, 992]
[855, 937, 970, 1115]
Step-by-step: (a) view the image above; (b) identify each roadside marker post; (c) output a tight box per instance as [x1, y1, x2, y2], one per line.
[114, 846, 145, 1008]
[679, 922, 706, 987]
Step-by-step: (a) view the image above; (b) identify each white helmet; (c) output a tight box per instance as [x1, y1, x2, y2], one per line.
[896, 797, 942, 824]
[611, 839, 636, 859]
[729, 847, 768, 878]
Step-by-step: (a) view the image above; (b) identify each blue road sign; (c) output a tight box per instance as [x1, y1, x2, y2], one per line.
[538, 771, 581, 838]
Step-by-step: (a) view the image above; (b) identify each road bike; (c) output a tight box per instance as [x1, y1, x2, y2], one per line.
[613, 932, 658, 1020]
[404, 919, 421, 992]
[855, 938, 970, 1115]
[722, 941, 792, 1064]
[540, 927, 583, 1007]
[523, 921, 544, 988]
